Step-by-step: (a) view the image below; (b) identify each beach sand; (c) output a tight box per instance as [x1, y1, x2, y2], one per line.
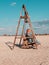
[0, 35, 49, 65]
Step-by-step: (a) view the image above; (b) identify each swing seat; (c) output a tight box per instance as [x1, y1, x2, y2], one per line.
[21, 37, 38, 49]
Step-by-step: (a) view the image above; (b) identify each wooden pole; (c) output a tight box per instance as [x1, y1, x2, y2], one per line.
[19, 21, 25, 45]
[12, 18, 21, 49]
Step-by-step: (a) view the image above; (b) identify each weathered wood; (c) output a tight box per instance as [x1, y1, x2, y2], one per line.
[12, 18, 21, 49]
[19, 21, 25, 45]
[12, 4, 36, 49]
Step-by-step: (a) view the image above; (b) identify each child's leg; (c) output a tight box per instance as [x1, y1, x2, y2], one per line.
[33, 43, 37, 49]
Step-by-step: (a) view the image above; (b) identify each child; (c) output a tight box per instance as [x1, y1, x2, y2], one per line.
[24, 29, 38, 49]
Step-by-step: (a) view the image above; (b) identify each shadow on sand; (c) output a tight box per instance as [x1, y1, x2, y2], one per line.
[5, 42, 22, 50]
[5, 42, 38, 50]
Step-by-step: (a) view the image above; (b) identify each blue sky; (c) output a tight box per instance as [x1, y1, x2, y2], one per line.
[0, 0, 49, 35]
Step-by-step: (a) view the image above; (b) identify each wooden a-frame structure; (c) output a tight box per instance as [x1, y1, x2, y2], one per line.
[12, 4, 36, 49]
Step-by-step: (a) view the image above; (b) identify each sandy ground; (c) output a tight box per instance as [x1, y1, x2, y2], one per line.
[0, 35, 49, 65]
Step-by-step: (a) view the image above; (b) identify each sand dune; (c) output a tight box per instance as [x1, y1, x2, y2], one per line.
[0, 35, 49, 65]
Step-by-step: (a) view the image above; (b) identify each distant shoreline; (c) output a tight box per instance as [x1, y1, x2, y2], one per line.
[0, 34, 49, 36]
